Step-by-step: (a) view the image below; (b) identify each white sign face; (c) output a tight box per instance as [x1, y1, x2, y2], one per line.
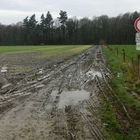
[136, 33, 140, 45]
[134, 17, 140, 32]
[137, 20, 140, 30]
[136, 33, 140, 38]
[136, 43, 140, 50]
[136, 38, 140, 43]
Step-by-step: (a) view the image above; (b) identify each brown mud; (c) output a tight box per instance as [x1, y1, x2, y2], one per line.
[0, 46, 110, 140]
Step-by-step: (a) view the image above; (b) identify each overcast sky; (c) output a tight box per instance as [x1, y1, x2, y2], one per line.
[0, 0, 140, 25]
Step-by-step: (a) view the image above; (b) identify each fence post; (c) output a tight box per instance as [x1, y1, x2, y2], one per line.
[131, 57, 135, 71]
[122, 49, 126, 62]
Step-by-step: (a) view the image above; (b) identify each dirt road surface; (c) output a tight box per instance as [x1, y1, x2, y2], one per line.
[0, 46, 109, 140]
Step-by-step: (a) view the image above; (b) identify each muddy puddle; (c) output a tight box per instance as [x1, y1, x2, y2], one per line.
[86, 70, 102, 78]
[0, 66, 8, 73]
[51, 90, 90, 109]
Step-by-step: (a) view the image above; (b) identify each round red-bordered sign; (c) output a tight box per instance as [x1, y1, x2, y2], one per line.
[134, 17, 140, 32]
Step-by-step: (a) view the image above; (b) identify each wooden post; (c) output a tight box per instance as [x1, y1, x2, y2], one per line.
[131, 57, 135, 71]
[122, 49, 126, 62]
[138, 55, 140, 80]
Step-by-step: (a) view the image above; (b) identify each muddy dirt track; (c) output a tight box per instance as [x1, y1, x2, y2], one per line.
[0, 46, 111, 140]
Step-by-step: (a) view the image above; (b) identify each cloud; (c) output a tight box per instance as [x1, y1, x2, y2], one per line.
[0, 0, 140, 24]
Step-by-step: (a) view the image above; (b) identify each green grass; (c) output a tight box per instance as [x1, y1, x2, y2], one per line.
[100, 102, 125, 140]
[103, 45, 140, 106]
[110, 45, 139, 59]
[0, 45, 91, 74]
[0, 45, 90, 56]
[102, 45, 140, 140]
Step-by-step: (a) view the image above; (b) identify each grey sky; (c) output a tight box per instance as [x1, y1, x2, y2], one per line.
[0, 0, 139, 25]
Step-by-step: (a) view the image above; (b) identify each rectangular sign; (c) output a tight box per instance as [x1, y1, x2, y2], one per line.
[136, 33, 140, 38]
[136, 37, 140, 43]
[136, 43, 140, 50]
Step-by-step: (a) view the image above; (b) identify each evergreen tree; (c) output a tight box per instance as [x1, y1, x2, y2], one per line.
[44, 11, 54, 44]
[58, 10, 68, 43]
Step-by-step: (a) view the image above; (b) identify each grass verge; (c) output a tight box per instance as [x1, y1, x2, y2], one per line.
[101, 45, 140, 140]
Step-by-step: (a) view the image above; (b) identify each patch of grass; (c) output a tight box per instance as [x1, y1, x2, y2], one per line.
[100, 100, 139, 140]
[0, 45, 90, 56]
[100, 101, 125, 140]
[103, 45, 140, 107]
[102, 45, 140, 140]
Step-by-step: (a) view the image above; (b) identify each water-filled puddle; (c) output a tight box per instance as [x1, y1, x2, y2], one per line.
[51, 90, 90, 109]
[86, 70, 102, 78]
[1, 66, 8, 73]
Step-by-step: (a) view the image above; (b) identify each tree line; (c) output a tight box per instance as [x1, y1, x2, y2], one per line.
[0, 11, 140, 45]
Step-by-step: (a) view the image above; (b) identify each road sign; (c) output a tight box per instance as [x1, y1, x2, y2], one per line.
[134, 17, 140, 32]
[134, 18, 140, 79]
[136, 33, 140, 50]
[136, 33, 140, 43]
[136, 38, 140, 43]
[136, 32, 140, 38]
[136, 43, 140, 50]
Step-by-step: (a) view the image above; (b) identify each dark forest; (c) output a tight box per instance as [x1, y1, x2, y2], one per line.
[0, 11, 139, 45]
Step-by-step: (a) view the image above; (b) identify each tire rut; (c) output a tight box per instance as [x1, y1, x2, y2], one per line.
[0, 46, 107, 140]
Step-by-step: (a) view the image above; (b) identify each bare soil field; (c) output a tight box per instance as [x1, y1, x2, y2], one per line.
[0, 46, 110, 140]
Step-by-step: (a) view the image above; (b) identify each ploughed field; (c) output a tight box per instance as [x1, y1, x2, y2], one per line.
[0, 45, 90, 86]
[0, 45, 110, 140]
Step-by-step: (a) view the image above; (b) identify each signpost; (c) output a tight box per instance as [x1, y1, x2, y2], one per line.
[134, 17, 140, 33]
[136, 33, 140, 50]
[134, 17, 140, 79]
[134, 17, 140, 50]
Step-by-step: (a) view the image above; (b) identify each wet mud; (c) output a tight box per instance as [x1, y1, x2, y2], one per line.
[0, 46, 110, 140]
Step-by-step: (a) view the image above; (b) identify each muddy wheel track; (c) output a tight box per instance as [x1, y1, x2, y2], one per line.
[0, 46, 109, 140]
